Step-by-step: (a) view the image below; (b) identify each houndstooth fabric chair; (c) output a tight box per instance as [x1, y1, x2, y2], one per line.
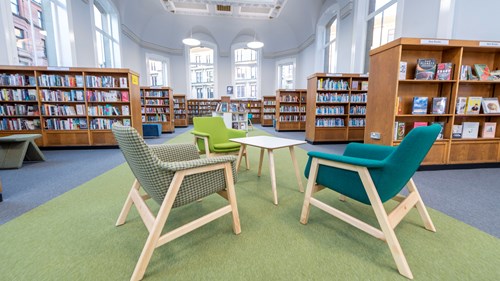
[112, 123, 241, 281]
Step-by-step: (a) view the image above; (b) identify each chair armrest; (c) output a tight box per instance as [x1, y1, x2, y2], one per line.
[191, 130, 210, 137]
[159, 155, 237, 172]
[227, 128, 246, 138]
[149, 143, 200, 162]
[343, 142, 396, 160]
[308, 151, 385, 168]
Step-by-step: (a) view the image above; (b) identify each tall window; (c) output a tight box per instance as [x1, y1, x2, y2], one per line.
[189, 47, 215, 99]
[324, 17, 338, 73]
[11, 0, 19, 15]
[15, 28, 26, 50]
[277, 59, 296, 89]
[364, 0, 397, 71]
[233, 48, 259, 99]
[147, 56, 168, 87]
[93, 0, 121, 68]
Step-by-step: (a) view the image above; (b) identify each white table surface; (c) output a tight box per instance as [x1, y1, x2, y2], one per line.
[229, 136, 306, 149]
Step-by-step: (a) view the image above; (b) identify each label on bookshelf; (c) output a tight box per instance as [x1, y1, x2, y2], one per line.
[132, 75, 139, 85]
[326, 73, 343, 77]
[479, 41, 500, 47]
[47, 66, 70, 71]
[420, 39, 449, 45]
[359, 74, 369, 77]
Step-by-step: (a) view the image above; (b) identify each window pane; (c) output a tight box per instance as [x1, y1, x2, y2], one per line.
[94, 5, 103, 29]
[190, 47, 214, 99]
[11, 0, 19, 15]
[380, 3, 397, 46]
[233, 48, 258, 99]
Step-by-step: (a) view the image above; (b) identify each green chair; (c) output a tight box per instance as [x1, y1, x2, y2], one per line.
[300, 124, 441, 280]
[191, 116, 249, 167]
[112, 123, 241, 281]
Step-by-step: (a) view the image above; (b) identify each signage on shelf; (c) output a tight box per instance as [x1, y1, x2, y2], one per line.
[479, 41, 500, 47]
[421, 39, 449, 45]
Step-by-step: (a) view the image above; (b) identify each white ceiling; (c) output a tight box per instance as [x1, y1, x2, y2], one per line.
[161, 0, 288, 19]
[113, 0, 329, 55]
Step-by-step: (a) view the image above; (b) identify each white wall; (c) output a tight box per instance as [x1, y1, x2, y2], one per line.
[297, 43, 316, 88]
[400, 0, 441, 38]
[453, 0, 500, 41]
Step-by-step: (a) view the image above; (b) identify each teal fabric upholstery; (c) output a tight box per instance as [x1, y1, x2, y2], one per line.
[304, 124, 441, 204]
[112, 123, 237, 208]
[191, 117, 246, 153]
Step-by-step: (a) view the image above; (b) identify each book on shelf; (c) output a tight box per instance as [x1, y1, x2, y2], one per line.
[412, 96, 428, 114]
[121, 105, 130, 115]
[119, 77, 128, 88]
[459, 65, 469, 80]
[76, 104, 86, 115]
[393, 121, 405, 140]
[461, 122, 480, 139]
[361, 81, 369, 91]
[351, 80, 359, 90]
[395, 96, 403, 114]
[221, 102, 228, 112]
[456, 97, 467, 114]
[465, 96, 482, 114]
[490, 70, 500, 81]
[415, 58, 437, 80]
[431, 122, 445, 139]
[413, 121, 428, 128]
[122, 119, 131, 126]
[473, 64, 491, 81]
[435, 62, 453, 80]
[452, 124, 463, 138]
[75, 75, 84, 87]
[399, 61, 407, 80]
[481, 122, 497, 138]
[481, 97, 500, 113]
[121, 91, 129, 102]
[431, 97, 447, 114]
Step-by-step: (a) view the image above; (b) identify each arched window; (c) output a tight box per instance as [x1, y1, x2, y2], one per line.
[324, 17, 338, 73]
[93, 0, 121, 67]
[188, 46, 215, 99]
[364, 0, 397, 71]
[232, 45, 261, 99]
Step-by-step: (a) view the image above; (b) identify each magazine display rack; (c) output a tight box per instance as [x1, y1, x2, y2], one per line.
[365, 38, 500, 165]
[305, 73, 369, 143]
[0, 66, 141, 147]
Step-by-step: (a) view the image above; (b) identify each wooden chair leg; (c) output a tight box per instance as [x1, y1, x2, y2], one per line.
[224, 162, 241, 234]
[300, 158, 320, 224]
[116, 179, 141, 226]
[131, 172, 186, 281]
[358, 168, 413, 280]
[407, 178, 436, 232]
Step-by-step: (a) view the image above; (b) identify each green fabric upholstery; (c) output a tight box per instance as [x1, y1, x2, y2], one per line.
[112, 123, 237, 208]
[191, 117, 246, 153]
[304, 124, 441, 204]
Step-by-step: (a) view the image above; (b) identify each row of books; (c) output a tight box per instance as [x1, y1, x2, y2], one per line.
[0, 74, 36, 86]
[348, 118, 366, 127]
[350, 93, 368, 102]
[456, 97, 500, 114]
[406, 97, 448, 114]
[86, 76, 128, 88]
[145, 99, 166, 105]
[0, 89, 37, 101]
[263, 101, 276, 105]
[316, 106, 345, 115]
[349, 105, 366, 115]
[394, 121, 497, 140]
[142, 90, 169, 98]
[280, 105, 305, 112]
[145, 108, 168, 113]
[351, 80, 369, 91]
[315, 118, 345, 127]
[145, 115, 169, 122]
[41, 89, 84, 102]
[41, 104, 85, 116]
[38, 74, 83, 87]
[90, 118, 130, 129]
[316, 78, 350, 91]
[45, 118, 88, 130]
[88, 105, 129, 116]
[460, 64, 500, 81]
[404, 59, 453, 80]
[0, 104, 39, 116]
[86, 90, 129, 102]
[316, 93, 349, 103]
[280, 95, 302, 102]
[279, 115, 305, 122]
[0, 118, 41, 130]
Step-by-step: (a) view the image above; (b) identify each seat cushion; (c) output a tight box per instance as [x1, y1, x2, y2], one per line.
[213, 142, 241, 152]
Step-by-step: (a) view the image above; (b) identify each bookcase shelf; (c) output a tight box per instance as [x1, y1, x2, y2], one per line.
[365, 37, 500, 166]
[187, 99, 220, 124]
[275, 89, 307, 131]
[140, 87, 174, 133]
[173, 94, 188, 127]
[261, 96, 277, 127]
[305, 73, 369, 143]
[0, 66, 141, 147]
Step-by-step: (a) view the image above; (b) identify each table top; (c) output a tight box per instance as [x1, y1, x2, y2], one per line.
[230, 136, 306, 149]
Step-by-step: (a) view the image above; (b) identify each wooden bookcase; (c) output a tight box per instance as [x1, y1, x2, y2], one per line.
[261, 96, 277, 126]
[275, 89, 307, 131]
[365, 37, 500, 165]
[0, 66, 141, 147]
[140, 87, 174, 133]
[187, 99, 220, 124]
[212, 111, 249, 131]
[305, 73, 369, 143]
[236, 99, 261, 124]
[173, 94, 188, 127]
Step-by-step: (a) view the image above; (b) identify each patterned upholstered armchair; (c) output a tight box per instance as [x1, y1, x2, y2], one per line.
[112, 123, 241, 281]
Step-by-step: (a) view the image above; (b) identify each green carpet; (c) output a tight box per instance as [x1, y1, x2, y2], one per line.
[1, 129, 499, 281]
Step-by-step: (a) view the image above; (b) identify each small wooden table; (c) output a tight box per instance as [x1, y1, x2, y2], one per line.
[230, 136, 306, 205]
[0, 134, 45, 169]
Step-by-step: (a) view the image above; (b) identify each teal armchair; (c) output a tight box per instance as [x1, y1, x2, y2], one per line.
[300, 124, 441, 280]
[112, 123, 241, 281]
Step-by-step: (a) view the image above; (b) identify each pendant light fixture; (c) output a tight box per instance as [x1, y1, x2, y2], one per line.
[247, 32, 264, 49]
[182, 29, 201, 47]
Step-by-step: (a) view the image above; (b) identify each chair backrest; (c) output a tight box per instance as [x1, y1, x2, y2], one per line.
[193, 117, 228, 144]
[374, 124, 441, 202]
[112, 123, 171, 205]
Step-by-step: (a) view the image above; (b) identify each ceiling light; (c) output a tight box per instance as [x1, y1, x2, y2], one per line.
[182, 30, 201, 46]
[247, 32, 264, 49]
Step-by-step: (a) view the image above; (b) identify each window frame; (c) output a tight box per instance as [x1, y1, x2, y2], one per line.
[145, 53, 170, 87]
[275, 57, 296, 90]
[186, 41, 217, 99]
[231, 42, 262, 100]
[92, 0, 121, 68]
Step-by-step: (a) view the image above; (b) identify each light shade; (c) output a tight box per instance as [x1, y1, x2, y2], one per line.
[247, 40, 264, 49]
[182, 37, 201, 47]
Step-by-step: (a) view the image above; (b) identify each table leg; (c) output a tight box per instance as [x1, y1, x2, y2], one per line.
[257, 148, 265, 176]
[267, 149, 278, 205]
[289, 146, 304, 192]
[235, 144, 246, 171]
[244, 147, 250, 170]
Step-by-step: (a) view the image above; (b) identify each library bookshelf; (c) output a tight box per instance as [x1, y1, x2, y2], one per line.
[365, 37, 500, 165]
[305, 73, 368, 143]
[187, 99, 220, 124]
[140, 87, 174, 133]
[275, 89, 307, 131]
[173, 94, 188, 127]
[0, 66, 141, 147]
[232, 99, 261, 124]
[261, 96, 276, 126]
